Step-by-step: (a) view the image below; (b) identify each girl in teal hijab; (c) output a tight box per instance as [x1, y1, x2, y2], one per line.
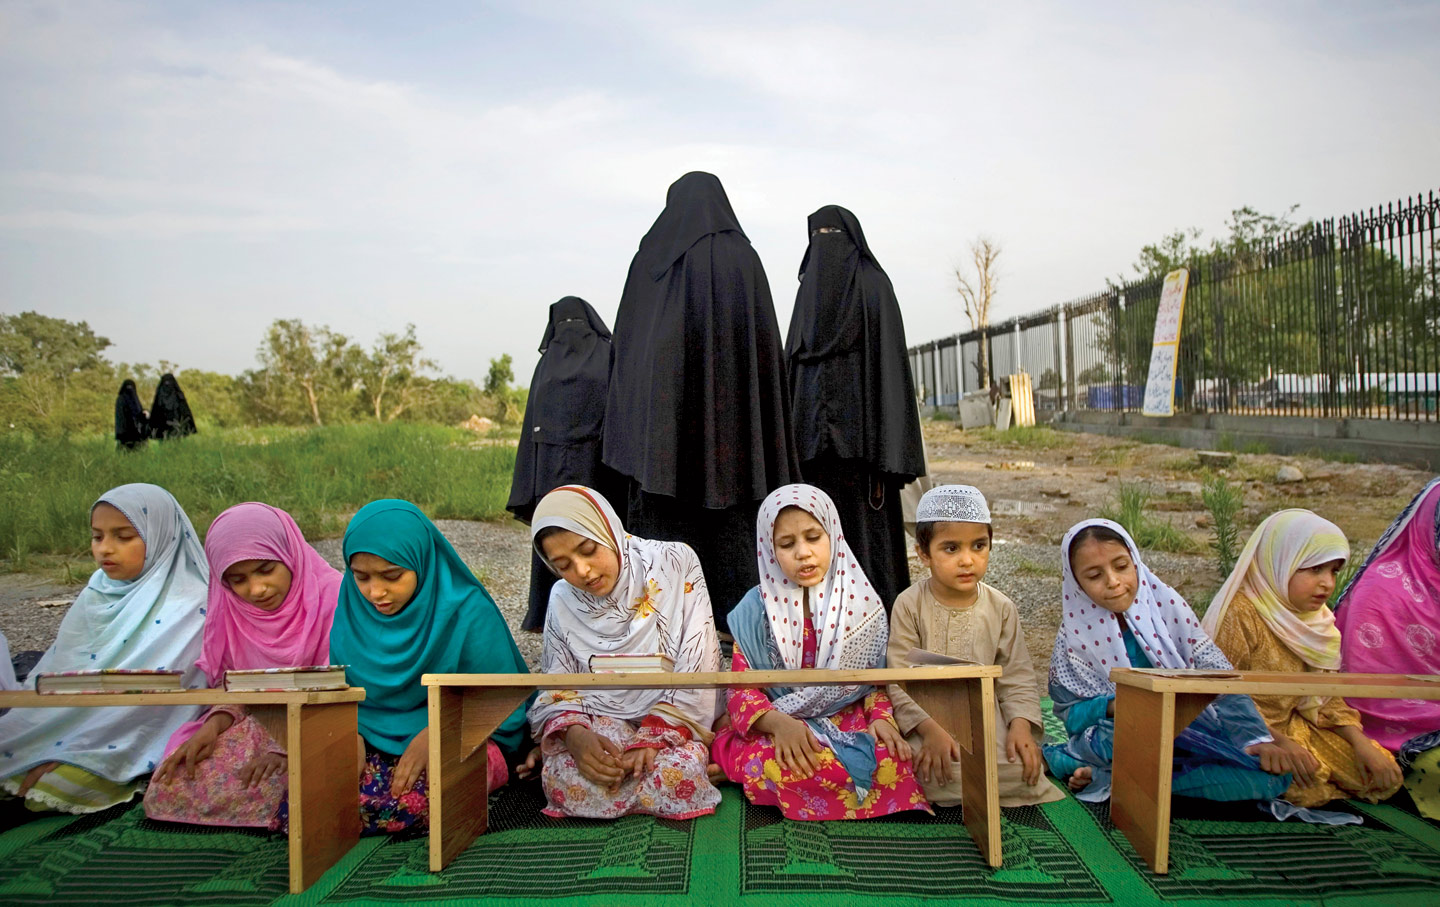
[329, 500, 531, 833]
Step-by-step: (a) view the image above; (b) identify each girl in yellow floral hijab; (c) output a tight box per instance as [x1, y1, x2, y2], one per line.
[1205, 509, 1402, 807]
[527, 485, 723, 819]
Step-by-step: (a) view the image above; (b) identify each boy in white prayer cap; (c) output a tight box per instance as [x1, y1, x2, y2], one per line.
[885, 485, 1065, 806]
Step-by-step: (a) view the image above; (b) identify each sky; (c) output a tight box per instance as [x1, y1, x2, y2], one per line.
[2, 0, 1437, 385]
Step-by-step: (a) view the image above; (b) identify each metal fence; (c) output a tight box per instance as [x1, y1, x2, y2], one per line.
[910, 189, 1440, 422]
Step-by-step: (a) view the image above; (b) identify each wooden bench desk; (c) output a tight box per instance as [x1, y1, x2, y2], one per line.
[423, 665, 1004, 872]
[0, 687, 365, 893]
[1108, 668, 1440, 874]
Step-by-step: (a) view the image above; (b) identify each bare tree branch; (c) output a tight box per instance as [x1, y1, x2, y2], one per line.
[955, 236, 1001, 388]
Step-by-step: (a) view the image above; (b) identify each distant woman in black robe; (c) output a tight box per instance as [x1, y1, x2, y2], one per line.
[603, 172, 800, 632]
[114, 379, 149, 451]
[786, 206, 924, 610]
[149, 373, 197, 440]
[507, 296, 623, 631]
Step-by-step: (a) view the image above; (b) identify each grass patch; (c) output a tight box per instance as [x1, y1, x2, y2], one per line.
[929, 409, 956, 422]
[1312, 448, 1361, 464]
[1099, 482, 1199, 553]
[964, 425, 1070, 450]
[1090, 444, 1139, 466]
[1216, 433, 1271, 455]
[1013, 556, 1059, 578]
[0, 423, 517, 564]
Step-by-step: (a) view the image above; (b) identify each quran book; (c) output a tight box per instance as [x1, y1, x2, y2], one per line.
[223, 665, 349, 692]
[589, 653, 675, 673]
[905, 648, 978, 667]
[36, 668, 184, 694]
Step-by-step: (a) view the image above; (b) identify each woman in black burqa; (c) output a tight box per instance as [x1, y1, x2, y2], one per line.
[149, 373, 197, 439]
[603, 172, 800, 632]
[786, 206, 924, 611]
[507, 296, 625, 631]
[114, 379, 149, 451]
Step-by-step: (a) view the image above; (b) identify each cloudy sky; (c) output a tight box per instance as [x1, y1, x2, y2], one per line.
[2, 0, 1436, 384]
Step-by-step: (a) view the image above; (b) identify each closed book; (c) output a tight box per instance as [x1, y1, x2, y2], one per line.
[36, 668, 184, 694]
[222, 665, 349, 692]
[588, 653, 675, 673]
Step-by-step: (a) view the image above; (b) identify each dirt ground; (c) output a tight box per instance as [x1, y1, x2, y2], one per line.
[3, 422, 1433, 684]
[920, 420, 1435, 677]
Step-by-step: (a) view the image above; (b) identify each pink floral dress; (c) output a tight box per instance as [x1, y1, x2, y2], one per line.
[711, 614, 931, 820]
[539, 711, 720, 820]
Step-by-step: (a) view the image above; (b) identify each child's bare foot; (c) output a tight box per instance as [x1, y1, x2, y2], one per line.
[1067, 766, 1093, 792]
[707, 763, 726, 786]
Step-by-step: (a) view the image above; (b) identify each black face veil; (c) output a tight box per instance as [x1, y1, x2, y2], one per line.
[786, 205, 924, 612]
[509, 296, 622, 631]
[787, 205, 922, 480]
[115, 379, 149, 449]
[149, 373, 197, 439]
[508, 296, 615, 521]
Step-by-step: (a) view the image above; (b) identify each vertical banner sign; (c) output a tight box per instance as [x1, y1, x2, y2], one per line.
[1142, 268, 1189, 417]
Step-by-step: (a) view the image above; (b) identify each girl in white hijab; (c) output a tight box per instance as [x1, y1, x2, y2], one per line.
[0, 484, 209, 814]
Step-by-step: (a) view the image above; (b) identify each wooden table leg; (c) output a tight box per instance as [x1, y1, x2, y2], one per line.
[960, 677, 1001, 867]
[910, 676, 1000, 867]
[282, 701, 361, 893]
[1110, 685, 1174, 874]
[428, 685, 532, 872]
[1110, 687, 1217, 875]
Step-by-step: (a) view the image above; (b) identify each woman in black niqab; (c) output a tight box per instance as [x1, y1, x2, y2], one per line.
[508, 296, 624, 631]
[787, 205, 924, 610]
[149, 373, 197, 440]
[603, 172, 800, 630]
[114, 379, 149, 451]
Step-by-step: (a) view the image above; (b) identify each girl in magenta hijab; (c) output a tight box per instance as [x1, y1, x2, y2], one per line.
[144, 503, 341, 827]
[1336, 477, 1440, 818]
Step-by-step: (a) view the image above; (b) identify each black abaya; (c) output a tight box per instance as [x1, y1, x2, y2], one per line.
[114, 380, 148, 451]
[787, 206, 924, 610]
[149, 373, 197, 439]
[508, 297, 623, 631]
[603, 172, 800, 628]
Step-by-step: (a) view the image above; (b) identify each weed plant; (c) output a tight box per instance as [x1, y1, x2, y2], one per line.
[0, 423, 516, 564]
[966, 425, 1070, 450]
[1329, 554, 1364, 608]
[1201, 476, 1244, 579]
[1099, 482, 1197, 553]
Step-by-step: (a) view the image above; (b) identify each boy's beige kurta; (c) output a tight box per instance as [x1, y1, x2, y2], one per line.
[886, 580, 1064, 806]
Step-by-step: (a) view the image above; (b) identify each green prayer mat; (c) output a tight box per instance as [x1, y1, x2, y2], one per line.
[2, 703, 1438, 907]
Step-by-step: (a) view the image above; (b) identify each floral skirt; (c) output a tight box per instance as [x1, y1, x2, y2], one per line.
[143, 715, 286, 828]
[712, 723, 930, 821]
[541, 715, 719, 820]
[271, 739, 509, 835]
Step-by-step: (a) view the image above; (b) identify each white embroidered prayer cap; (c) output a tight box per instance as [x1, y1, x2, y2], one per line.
[915, 484, 991, 524]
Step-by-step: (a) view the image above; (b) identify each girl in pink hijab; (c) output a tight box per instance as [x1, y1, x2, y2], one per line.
[143, 503, 341, 827]
[1336, 477, 1440, 818]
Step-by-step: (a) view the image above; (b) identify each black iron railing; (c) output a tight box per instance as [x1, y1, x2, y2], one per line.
[910, 190, 1439, 422]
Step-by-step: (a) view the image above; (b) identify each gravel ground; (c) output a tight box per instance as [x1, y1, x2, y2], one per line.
[4, 514, 1206, 683]
[311, 517, 544, 668]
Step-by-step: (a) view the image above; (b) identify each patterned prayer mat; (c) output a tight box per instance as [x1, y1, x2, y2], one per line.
[1, 705, 1437, 906]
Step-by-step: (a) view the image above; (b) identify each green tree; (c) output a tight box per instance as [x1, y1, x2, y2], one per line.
[247, 319, 360, 425]
[358, 324, 439, 422]
[0, 312, 113, 421]
[484, 354, 514, 396]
